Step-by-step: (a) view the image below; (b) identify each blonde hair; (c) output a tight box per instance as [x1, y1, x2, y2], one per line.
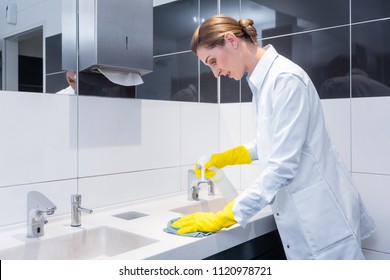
[191, 15, 258, 54]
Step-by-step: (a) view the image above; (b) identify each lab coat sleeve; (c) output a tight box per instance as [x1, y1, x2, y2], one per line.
[234, 73, 311, 227]
[244, 139, 258, 161]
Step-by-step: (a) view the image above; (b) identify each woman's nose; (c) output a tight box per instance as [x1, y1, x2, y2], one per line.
[211, 67, 220, 78]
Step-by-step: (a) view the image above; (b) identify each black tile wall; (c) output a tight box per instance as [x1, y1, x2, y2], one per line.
[262, 26, 351, 99]
[137, 52, 198, 101]
[351, 0, 390, 23]
[241, 79, 253, 102]
[46, 72, 69, 93]
[221, 77, 240, 103]
[351, 19, 390, 97]
[35, 0, 390, 99]
[46, 34, 62, 74]
[200, 63, 218, 103]
[153, 0, 200, 56]
[142, 0, 390, 102]
[241, 0, 349, 37]
[45, 34, 66, 93]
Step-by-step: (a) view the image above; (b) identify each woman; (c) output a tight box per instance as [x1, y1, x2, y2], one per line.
[172, 15, 375, 260]
[56, 71, 76, 95]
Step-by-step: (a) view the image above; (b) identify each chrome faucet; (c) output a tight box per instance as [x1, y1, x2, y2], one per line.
[27, 191, 57, 238]
[188, 169, 215, 201]
[71, 194, 93, 227]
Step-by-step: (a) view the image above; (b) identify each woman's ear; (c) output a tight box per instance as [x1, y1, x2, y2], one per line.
[224, 32, 238, 49]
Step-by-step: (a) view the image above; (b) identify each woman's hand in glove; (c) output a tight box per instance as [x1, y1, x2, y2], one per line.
[195, 145, 252, 178]
[172, 200, 236, 234]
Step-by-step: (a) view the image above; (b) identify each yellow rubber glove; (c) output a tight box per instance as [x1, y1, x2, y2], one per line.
[195, 145, 252, 178]
[172, 200, 236, 234]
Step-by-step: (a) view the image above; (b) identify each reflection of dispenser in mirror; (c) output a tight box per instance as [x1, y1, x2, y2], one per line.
[61, 0, 153, 97]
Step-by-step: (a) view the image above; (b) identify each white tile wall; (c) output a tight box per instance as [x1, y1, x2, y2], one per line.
[240, 102, 261, 189]
[77, 100, 222, 207]
[220, 104, 241, 150]
[240, 102, 259, 190]
[179, 165, 193, 192]
[180, 102, 220, 192]
[78, 167, 181, 209]
[352, 97, 390, 175]
[240, 102, 256, 144]
[0, 92, 78, 187]
[0, 179, 77, 227]
[78, 97, 181, 177]
[220, 104, 242, 188]
[353, 173, 390, 257]
[363, 249, 390, 260]
[45, 0, 62, 37]
[350, 97, 389, 257]
[180, 102, 219, 165]
[321, 98, 351, 170]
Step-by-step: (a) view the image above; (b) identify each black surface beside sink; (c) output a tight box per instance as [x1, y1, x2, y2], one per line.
[204, 230, 286, 260]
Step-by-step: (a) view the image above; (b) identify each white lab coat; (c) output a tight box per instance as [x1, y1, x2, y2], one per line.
[56, 86, 75, 95]
[233, 45, 375, 260]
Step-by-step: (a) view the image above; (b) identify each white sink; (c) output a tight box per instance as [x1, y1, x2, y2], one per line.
[0, 226, 158, 260]
[170, 197, 228, 215]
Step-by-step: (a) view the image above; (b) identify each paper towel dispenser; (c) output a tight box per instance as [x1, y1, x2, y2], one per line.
[62, 0, 153, 79]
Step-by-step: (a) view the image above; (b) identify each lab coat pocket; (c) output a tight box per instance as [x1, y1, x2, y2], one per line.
[292, 181, 352, 253]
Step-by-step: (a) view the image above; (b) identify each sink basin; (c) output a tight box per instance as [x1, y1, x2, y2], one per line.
[170, 197, 228, 215]
[0, 226, 158, 260]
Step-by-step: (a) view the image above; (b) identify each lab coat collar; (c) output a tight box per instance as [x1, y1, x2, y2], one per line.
[246, 44, 279, 94]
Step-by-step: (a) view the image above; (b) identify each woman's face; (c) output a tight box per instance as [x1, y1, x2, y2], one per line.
[197, 39, 244, 81]
[66, 71, 77, 91]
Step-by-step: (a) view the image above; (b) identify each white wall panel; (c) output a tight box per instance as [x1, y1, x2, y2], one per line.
[78, 98, 181, 177]
[240, 102, 259, 190]
[353, 173, 390, 255]
[220, 103, 241, 188]
[180, 102, 219, 165]
[0, 0, 46, 37]
[240, 102, 256, 144]
[352, 97, 390, 175]
[321, 98, 351, 170]
[0, 179, 77, 227]
[0, 92, 78, 187]
[363, 249, 390, 260]
[220, 103, 241, 150]
[78, 167, 181, 209]
[45, 0, 62, 37]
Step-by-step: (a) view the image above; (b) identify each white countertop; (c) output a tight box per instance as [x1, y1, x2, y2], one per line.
[0, 192, 276, 260]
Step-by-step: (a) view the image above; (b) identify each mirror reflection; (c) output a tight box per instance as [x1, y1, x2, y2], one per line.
[2, 27, 43, 92]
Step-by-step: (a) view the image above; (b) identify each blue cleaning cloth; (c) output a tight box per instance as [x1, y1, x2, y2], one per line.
[163, 218, 214, 238]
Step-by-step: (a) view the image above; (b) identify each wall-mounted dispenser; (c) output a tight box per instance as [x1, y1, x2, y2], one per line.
[6, 3, 17, 25]
[62, 0, 153, 88]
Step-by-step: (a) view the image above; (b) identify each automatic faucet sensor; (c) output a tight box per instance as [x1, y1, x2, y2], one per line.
[27, 191, 57, 238]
